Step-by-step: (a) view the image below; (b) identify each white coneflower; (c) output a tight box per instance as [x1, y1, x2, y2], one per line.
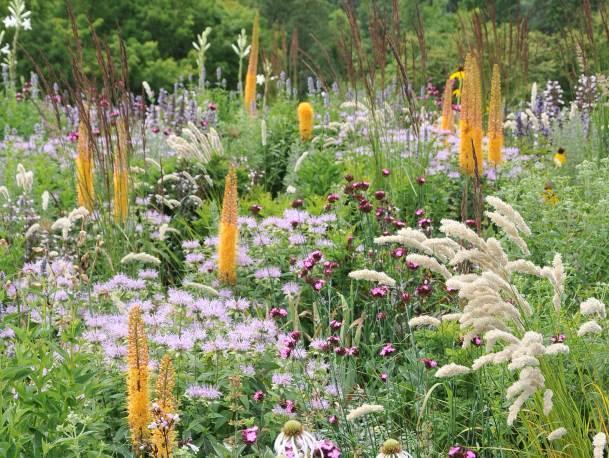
[547, 427, 567, 441]
[405, 254, 452, 279]
[408, 315, 441, 329]
[41, 191, 50, 210]
[25, 223, 40, 239]
[346, 403, 384, 421]
[580, 298, 606, 318]
[121, 252, 161, 266]
[376, 439, 412, 458]
[0, 186, 9, 200]
[578, 320, 603, 336]
[273, 420, 318, 457]
[543, 389, 553, 416]
[435, 363, 470, 378]
[593, 432, 607, 458]
[348, 269, 395, 286]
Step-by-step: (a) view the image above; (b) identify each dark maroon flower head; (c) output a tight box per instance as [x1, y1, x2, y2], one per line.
[418, 217, 432, 229]
[249, 204, 262, 215]
[289, 331, 301, 342]
[313, 278, 326, 291]
[379, 342, 396, 356]
[327, 335, 340, 346]
[253, 390, 265, 402]
[200, 119, 208, 128]
[374, 190, 386, 200]
[421, 358, 438, 369]
[407, 261, 420, 271]
[327, 193, 340, 203]
[376, 311, 387, 320]
[417, 175, 426, 185]
[328, 414, 339, 425]
[382, 168, 391, 176]
[330, 320, 342, 330]
[400, 291, 412, 303]
[347, 346, 359, 357]
[242, 426, 258, 445]
[270, 307, 288, 319]
[465, 219, 476, 228]
[471, 336, 482, 346]
[292, 199, 304, 208]
[370, 285, 389, 298]
[311, 250, 323, 261]
[279, 347, 292, 359]
[358, 200, 373, 213]
[344, 173, 354, 182]
[448, 445, 477, 458]
[392, 247, 407, 258]
[551, 334, 566, 344]
[208, 102, 217, 111]
[384, 215, 395, 224]
[415, 208, 426, 217]
[334, 346, 346, 356]
[416, 281, 433, 296]
[151, 126, 160, 134]
[393, 220, 406, 229]
[380, 372, 389, 382]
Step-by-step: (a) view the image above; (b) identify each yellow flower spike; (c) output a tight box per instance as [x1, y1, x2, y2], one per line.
[488, 64, 504, 166]
[152, 355, 176, 458]
[75, 112, 95, 211]
[297, 102, 314, 141]
[441, 79, 454, 132]
[114, 117, 130, 223]
[127, 305, 151, 450]
[459, 54, 483, 176]
[217, 167, 239, 285]
[244, 11, 260, 115]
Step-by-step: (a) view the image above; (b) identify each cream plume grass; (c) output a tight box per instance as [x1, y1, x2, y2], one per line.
[593, 432, 607, 458]
[121, 252, 161, 266]
[217, 167, 238, 284]
[485, 196, 531, 236]
[580, 298, 606, 318]
[348, 269, 395, 286]
[408, 315, 441, 328]
[405, 254, 452, 279]
[346, 403, 384, 421]
[127, 305, 151, 448]
[543, 389, 553, 416]
[577, 320, 602, 336]
[547, 427, 567, 441]
[435, 363, 470, 378]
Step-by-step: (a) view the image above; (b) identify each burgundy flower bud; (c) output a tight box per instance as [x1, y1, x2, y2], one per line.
[415, 208, 426, 217]
[358, 200, 372, 213]
[327, 193, 340, 203]
[344, 174, 354, 182]
[400, 291, 411, 303]
[328, 415, 339, 425]
[291, 199, 304, 208]
[334, 346, 347, 356]
[376, 311, 387, 320]
[407, 261, 419, 271]
[289, 331, 301, 342]
[391, 247, 407, 258]
[382, 168, 391, 176]
[374, 190, 386, 200]
[311, 250, 323, 261]
[330, 320, 342, 330]
[465, 219, 476, 228]
[416, 176, 426, 185]
[393, 220, 406, 229]
[327, 335, 340, 346]
[249, 204, 262, 215]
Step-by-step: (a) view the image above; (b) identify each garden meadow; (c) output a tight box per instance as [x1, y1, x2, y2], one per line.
[2, 0, 609, 457]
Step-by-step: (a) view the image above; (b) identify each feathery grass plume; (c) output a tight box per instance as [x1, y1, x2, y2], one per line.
[217, 167, 238, 284]
[348, 269, 396, 286]
[75, 111, 95, 211]
[152, 355, 176, 458]
[440, 78, 454, 131]
[488, 64, 503, 165]
[127, 305, 150, 450]
[593, 432, 607, 458]
[459, 53, 483, 176]
[244, 11, 259, 115]
[297, 102, 314, 141]
[346, 403, 385, 421]
[113, 117, 130, 223]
